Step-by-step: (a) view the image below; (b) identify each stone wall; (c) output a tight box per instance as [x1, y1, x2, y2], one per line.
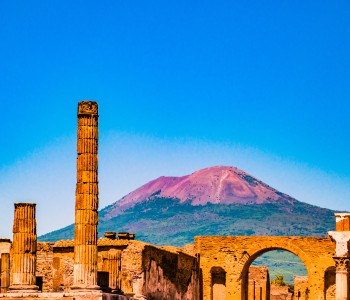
[32, 238, 199, 299]
[141, 245, 199, 300]
[270, 285, 292, 300]
[0, 240, 11, 256]
[36, 242, 54, 292]
[248, 266, 270, 300]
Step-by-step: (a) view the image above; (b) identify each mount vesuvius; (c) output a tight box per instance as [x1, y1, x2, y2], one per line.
[40, 166, 335, 245]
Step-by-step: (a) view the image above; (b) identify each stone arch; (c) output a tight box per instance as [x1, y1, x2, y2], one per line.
[195, 236, 335, 300]
[240, 245, 312, 300]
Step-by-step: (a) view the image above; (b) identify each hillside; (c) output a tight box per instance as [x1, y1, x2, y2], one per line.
[40, 166, 335, 245]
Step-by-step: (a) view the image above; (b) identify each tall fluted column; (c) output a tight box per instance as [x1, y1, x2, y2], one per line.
[9, 203, 38, 292]
[107, 250, 122, 292]
[72, 101, 100, 290]
[1, 253, 10, 293]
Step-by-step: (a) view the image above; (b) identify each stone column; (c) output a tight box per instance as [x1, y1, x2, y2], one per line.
[9, 203, 38, 292]
[72, 101, 100, 290]
[333, 257, 350, 300]
[1, 253, 10, 293]
[328, 212, 350, 300]
[107, 250, 122, 292]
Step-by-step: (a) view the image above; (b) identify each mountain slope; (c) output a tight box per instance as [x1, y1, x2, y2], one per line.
[40, 166, 336, 245]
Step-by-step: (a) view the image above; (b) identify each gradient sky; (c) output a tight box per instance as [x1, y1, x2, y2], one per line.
[1, 1, 349, 238]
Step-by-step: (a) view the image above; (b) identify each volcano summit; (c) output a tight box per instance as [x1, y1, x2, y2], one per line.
[102, 166, 297, 220]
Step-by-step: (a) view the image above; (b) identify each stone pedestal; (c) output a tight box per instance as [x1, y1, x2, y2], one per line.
[8, 203, 38, 292]
[1, 253, 10, 293]
[72, 101, 100, 291]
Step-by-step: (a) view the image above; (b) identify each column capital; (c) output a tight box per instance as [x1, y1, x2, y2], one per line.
[14, 202, 36, 208]
[78, 101, 98, 116]
[328, 231, 350, 256]
[333, 256, 350, 272]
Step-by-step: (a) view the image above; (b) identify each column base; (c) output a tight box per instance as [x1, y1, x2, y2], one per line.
[8, 284, 39, 293]
[70, 284, 101, 292]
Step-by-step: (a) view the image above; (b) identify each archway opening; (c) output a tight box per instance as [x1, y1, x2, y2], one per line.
[211, 266, 226, 300]
[244, 250, 308, 300]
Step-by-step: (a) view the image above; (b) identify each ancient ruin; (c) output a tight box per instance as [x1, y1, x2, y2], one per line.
[0, 101, 348, 299]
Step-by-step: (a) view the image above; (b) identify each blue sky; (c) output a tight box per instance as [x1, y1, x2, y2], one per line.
[1, 1, 349, 237]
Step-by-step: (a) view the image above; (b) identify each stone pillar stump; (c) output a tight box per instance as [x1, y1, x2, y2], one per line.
[1, 253, 10, 293]
[8, 203, 38, 292]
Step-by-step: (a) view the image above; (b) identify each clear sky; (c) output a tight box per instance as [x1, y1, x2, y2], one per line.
[1, 1, 349, 238]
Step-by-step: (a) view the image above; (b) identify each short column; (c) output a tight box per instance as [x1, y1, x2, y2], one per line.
[1, 253, 10, 293]
[8, 203, 38, 292]
[107, 249, 122, 292]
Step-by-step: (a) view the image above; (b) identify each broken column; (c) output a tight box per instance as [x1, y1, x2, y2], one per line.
[328, 213, 350, 300]
[9, 203, 38, 292]
[107, 249, 122, 292]
[1, 253, 10, 293]
[72, 101, 100, 290]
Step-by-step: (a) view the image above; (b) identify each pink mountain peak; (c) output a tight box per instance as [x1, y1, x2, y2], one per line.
[102, 166, 296, 220]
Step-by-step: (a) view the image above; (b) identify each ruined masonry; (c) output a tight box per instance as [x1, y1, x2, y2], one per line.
[0, 100, 348, 300]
